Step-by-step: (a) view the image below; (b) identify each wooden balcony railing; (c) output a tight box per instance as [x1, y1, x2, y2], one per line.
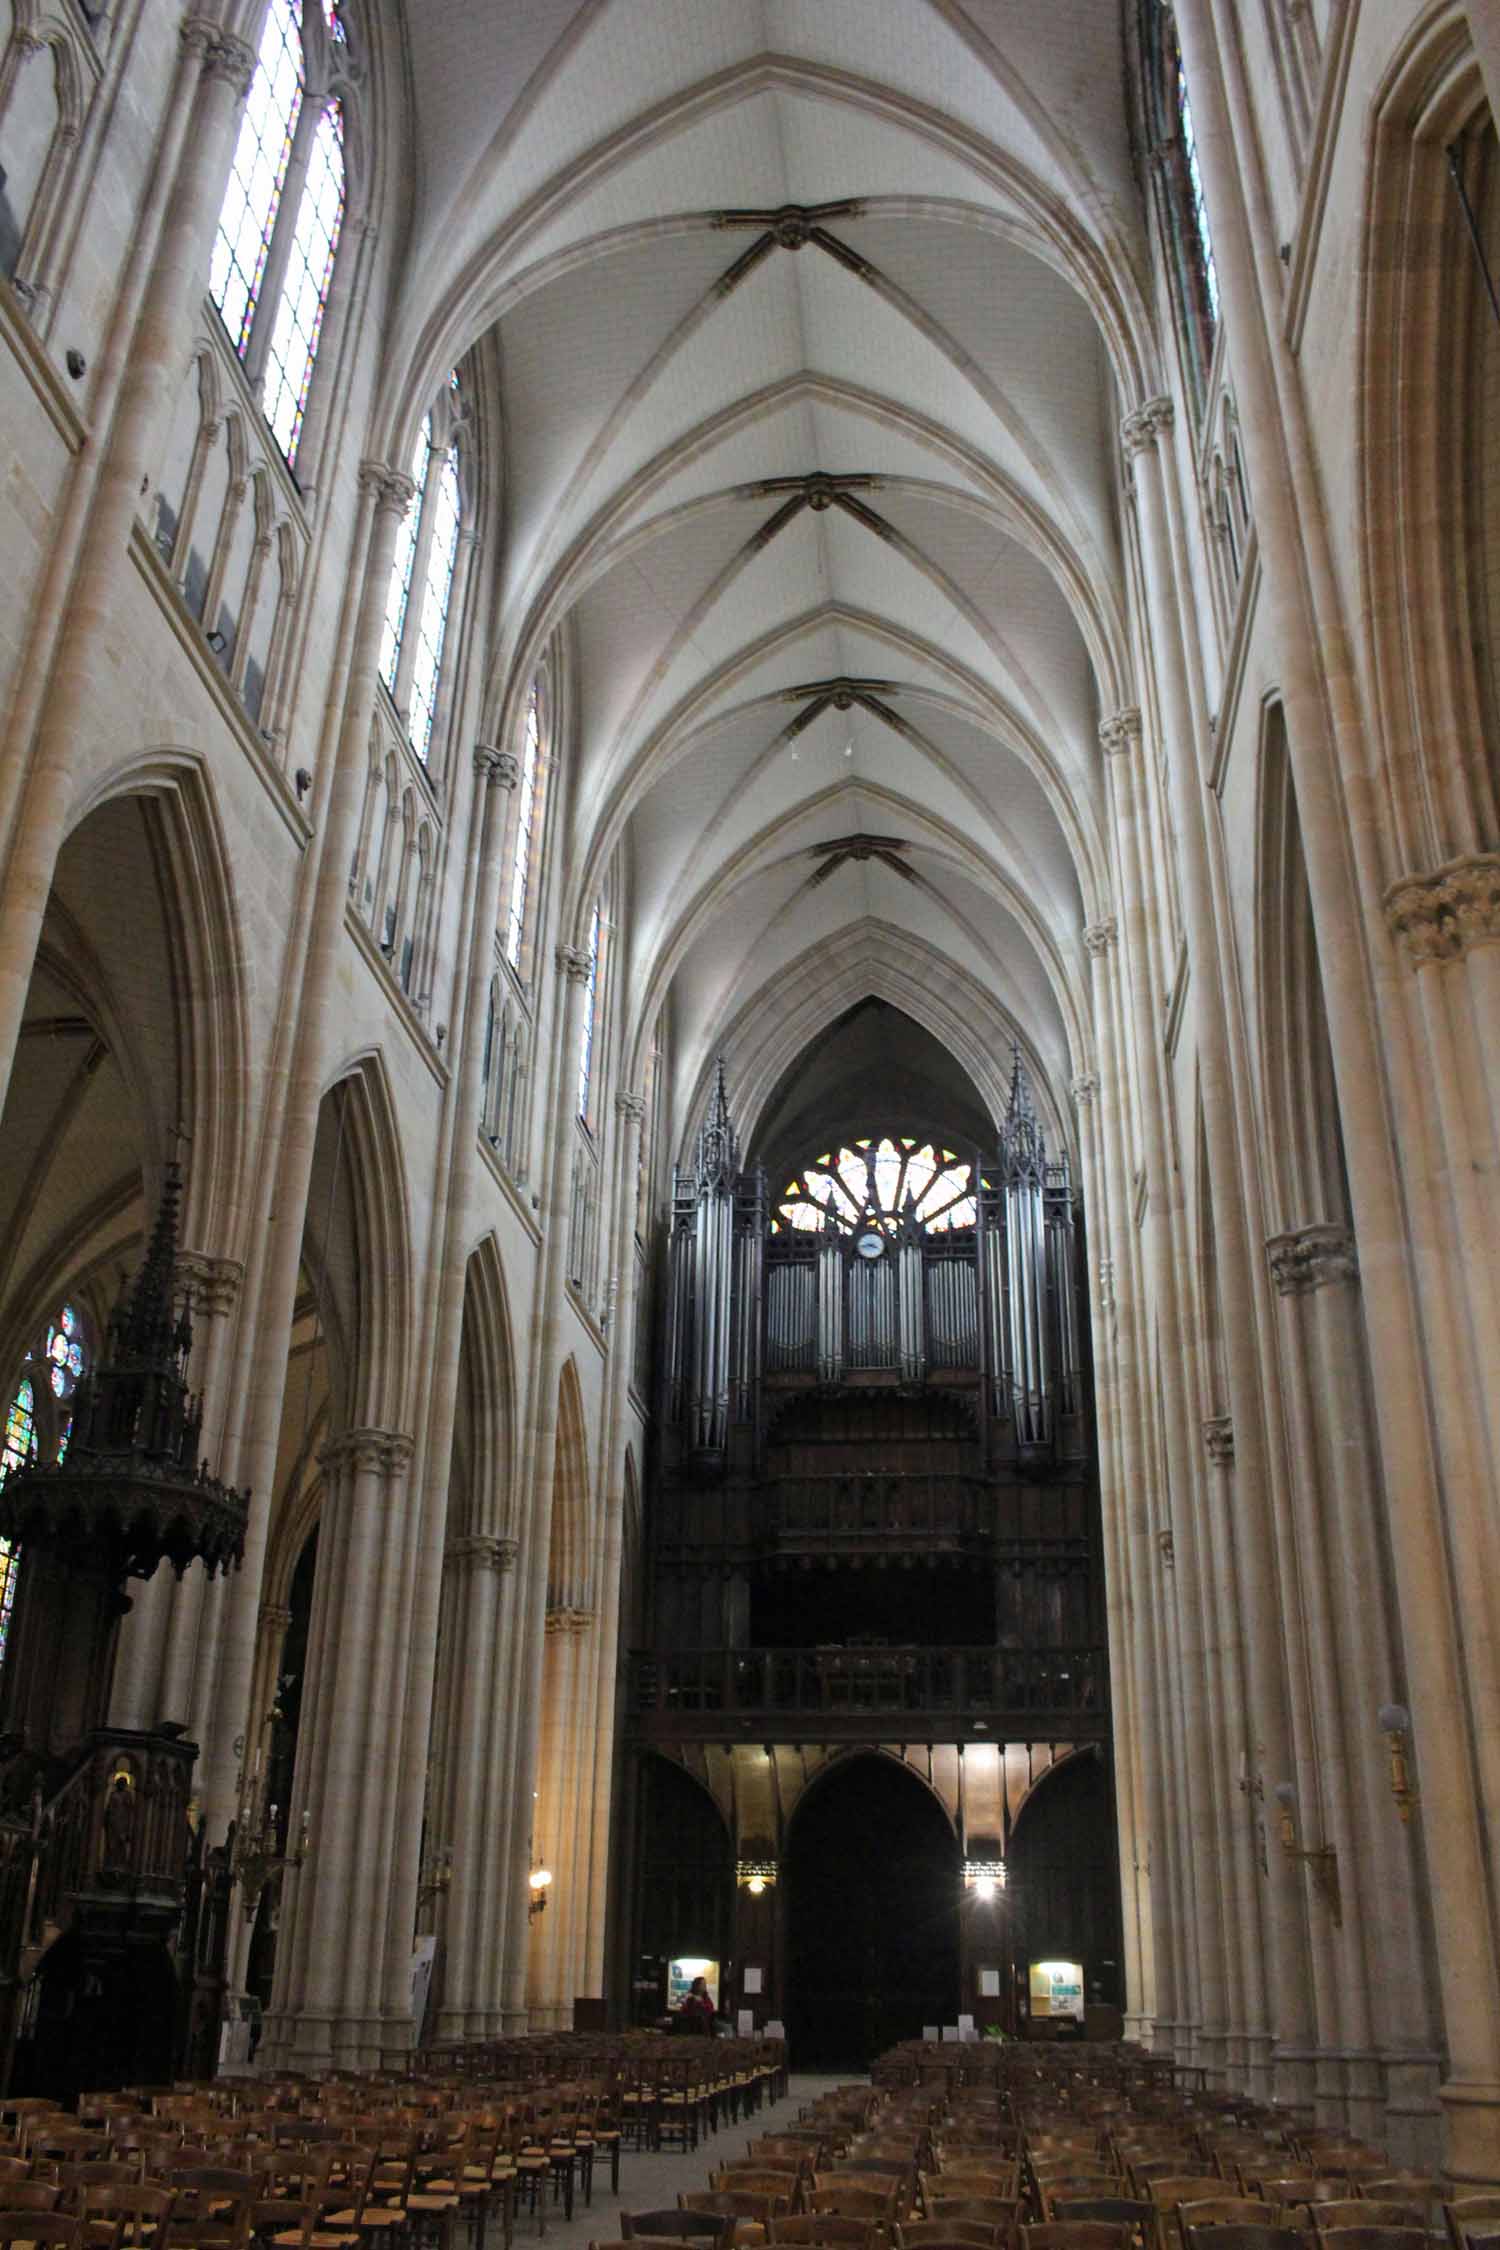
[628, 1644, 1108, 1743]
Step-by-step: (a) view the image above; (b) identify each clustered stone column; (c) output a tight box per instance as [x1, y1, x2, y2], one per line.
[434, 1532, 518, 2040]
[260, 1426, 415, 2070]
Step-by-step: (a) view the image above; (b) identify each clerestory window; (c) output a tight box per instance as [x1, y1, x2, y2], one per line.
[209, 0, 349, 471]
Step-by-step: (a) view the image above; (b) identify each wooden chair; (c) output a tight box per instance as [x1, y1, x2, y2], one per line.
[1447, 2196, 1500, 2250]
[0, 2217, 86, 2250]
[78, 2183, 176, 2250]
[1018, 2225, 1131, 2250]
[1172, 2198, 1280, 2250]
[767, 2217, 878, 2250]
[932, 2173, 1019, 2207]
[921, 2200, 1017, 2247]
[162, 2168, 261, 2250]
[1048, 2197, 1154, 2250]
[0, 2185, 65, 2214]
[806, 2188, 902, 2229]
[1312, 2207, 1425, 2239]
[1181, 2227, 1293, 2250]
[1038, 2185, 1123, 2222]
[623, 2220, 740, 2245]
[710, 2180, 797, 2221]
[1296, 2232, 1424, 2250]
[899, 2228, 1010, 2250]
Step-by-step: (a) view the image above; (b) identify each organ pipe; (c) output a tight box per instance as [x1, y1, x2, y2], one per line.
[667, 1049, 1082, 1465]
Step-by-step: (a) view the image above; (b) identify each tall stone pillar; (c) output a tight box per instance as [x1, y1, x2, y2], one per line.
[197, 459, 417, 1844]
[1124, 395, 1320, 2111]
[495, 945, 598, 2029]
[435, 1532, 517, 2039]
[1267, 1223, 1441, 2158]
[260, 1425, 415, 2071]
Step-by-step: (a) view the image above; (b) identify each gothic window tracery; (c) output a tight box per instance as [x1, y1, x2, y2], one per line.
[262, 99, 344, 463]
[1142, 2, 1221, 406]
[576, 902, 601, 1124]
[208, 0, 352, 470]
[504, 684, 543, 971]
[210, 0, 302, 356]
[773, 1137, 977, 1236]
[0, 1303, 91, 1668]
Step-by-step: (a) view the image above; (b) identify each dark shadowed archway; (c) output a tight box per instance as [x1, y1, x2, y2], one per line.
[785, 1753, 959, 2068]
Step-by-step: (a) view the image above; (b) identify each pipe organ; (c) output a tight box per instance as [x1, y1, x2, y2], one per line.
[634, 1054, 1111, 2029]
[666, 1055, 1085, 1473]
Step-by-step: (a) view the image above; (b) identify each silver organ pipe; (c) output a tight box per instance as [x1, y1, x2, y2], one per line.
[898, 1233, 925, 1383]
[817, 1228, 845, 1382]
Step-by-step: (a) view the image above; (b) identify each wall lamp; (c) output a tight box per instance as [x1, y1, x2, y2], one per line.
[736, 1859, 777, 1896]
[1272, 1782, 1341, 1925]
[1378, 1703, 1419, 1822]
[417, 1842, 453, 1909]
[963, 1859, 1007, 1904]
[528, 1865, 552, 1920]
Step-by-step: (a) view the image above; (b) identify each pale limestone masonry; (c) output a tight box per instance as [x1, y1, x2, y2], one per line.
[0, 0, 1495, 2181]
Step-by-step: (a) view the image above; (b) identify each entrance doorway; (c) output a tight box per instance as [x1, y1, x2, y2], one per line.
[785, 1753, 959, 2067]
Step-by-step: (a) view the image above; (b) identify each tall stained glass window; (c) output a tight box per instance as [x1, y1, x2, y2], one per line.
[263, 101, 345, 464]
[1175, 59, 1220, 326]
[576, 903, 601, 1122]
[408, 440, 461, 763]
[504, 687, 542, 969]
[380, 418, 431, 690]
[774, 1137, 976, 1236]
[0, 1303, 88, 1669]
[210, 0, 304, 355]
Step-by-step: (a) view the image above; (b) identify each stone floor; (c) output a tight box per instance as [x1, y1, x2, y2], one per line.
[523, 2072, 862, 2250]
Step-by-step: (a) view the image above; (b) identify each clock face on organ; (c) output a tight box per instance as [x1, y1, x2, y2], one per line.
[855, 1230, 885, 1260]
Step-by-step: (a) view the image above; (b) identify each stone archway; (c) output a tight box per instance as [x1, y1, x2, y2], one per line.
[784, 1750, 959, 2069]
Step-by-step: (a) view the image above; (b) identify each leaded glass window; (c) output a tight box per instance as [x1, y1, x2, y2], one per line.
[210, 0, 304, 356]
[504, 687, 542, 969]
[576, 902, 601, 1122]
[1175, 60, 1220, 326]
[262, 99, 345, 465]
[0, 1377, 33, 1666]
[380, 417, 431, 690]
[0, 1304, 89, 1669]
[408, 438, 461, 763]
[773, 1137, 976, 1235]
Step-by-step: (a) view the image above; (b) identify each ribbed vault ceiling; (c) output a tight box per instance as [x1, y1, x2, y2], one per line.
[392, 1, 1151, 1154]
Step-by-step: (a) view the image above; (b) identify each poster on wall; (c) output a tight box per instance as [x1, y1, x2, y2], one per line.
[1029, 1958, 1085, 2020]
[667, 1955, 721, 2010]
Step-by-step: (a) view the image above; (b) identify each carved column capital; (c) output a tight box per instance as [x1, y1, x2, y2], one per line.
[1083, 916, 1118, 957]
[203, 30, 257, 91]
[475, 744, 519, 788]
[1266, 1224, 1359, 1295]
[319, 1426, 416, 1476]
[1099, 707, 1143, 757]
[176, 1250, 244, 1316]
[615, 1090, 647, 1124]
[357, 461, 418, 519]
[1070, 1072, 1098, 1105]
[1121, 398, 1174, 457]
[1157, 1527, 1175, 1566]
[447, 1533, 518, 1574]
[557, 944, 593, 983]
[1384, 852, 1500, 966]
[257, 1602, 294, 1638]
[178, 17, 219, 64]
[1203, 1415, 1234, 1467]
